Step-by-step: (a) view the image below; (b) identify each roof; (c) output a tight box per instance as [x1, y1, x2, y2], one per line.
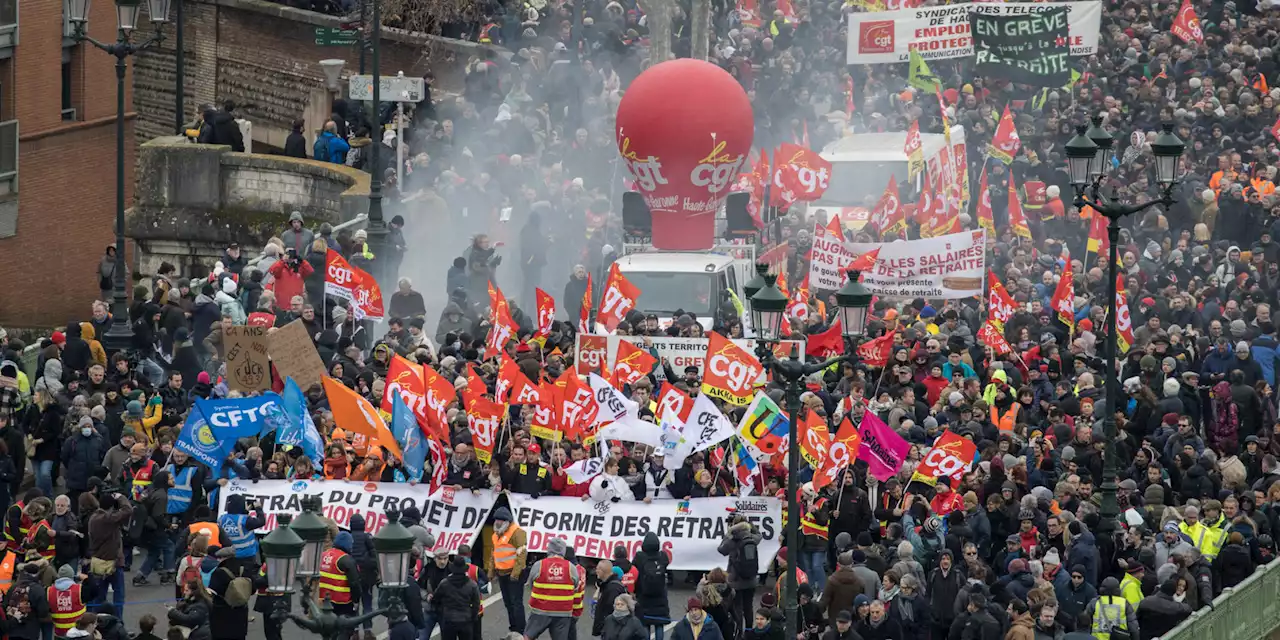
[614, 252, 735, 274]
[821, 125, 965, 163]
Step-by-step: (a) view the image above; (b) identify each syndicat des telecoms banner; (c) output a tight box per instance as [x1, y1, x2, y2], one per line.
[220, 479, 494, 556]
[846, 1, 1101, 64]
[506, 494, 783, 571]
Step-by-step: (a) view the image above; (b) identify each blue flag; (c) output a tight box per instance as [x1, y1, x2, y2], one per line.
[390, 392, 426, 482]
[176, 396, 283, 471]
[282, 378, 325, 464]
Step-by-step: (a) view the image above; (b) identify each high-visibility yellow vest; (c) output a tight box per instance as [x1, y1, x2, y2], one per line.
[1091, 595, 1128, 640]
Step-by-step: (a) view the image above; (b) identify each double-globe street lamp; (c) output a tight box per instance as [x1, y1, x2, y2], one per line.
[744, 265, 872, 637]
[1064, 118, 1185, 536]
[68, 0, 173, 352]
[261, 496, 416, 640]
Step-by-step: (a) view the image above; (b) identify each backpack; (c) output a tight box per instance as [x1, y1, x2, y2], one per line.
[179, 556, 202, 590]
[218, 566, 253, 608]
[5, 582, 31, 621]
[734, 540, 758, 579]
[638, 555, 665, 595]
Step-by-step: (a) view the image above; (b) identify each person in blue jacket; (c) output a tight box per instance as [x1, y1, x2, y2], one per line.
[313, 121, 351, 165]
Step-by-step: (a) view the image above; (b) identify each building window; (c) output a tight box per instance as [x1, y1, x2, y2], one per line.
[0, 0, 15, 49]
[60, 50, 77, 122]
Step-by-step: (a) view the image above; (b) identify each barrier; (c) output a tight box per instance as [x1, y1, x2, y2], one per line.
[1162, 557, 1280, 640]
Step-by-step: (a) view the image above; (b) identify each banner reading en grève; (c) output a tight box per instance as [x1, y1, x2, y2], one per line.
[220, 479, 494, 556]
[846, 1, 1101, 65]
[506, 493, 783, 571]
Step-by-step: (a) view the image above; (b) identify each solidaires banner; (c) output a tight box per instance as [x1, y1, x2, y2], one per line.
[506, 493, 782, 572]
[971, 8, 1072, 87]
[220, 479, 495, 556]
[846, 1, 1100, 64]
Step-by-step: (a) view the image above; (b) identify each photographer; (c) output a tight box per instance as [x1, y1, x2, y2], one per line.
[267, 247, 314, 314]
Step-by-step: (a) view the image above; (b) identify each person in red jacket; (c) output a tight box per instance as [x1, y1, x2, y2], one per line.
[929, 477, 965, 517]
[267, 249, 314, 311]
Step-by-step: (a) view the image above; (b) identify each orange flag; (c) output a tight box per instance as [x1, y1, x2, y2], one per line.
[322, 376, 403, 460]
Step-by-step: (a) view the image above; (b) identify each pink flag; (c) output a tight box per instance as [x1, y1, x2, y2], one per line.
[857, 411, 910, 482]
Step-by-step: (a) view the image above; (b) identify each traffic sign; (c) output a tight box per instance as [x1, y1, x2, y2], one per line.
[348, 74, 425, 102]
[315, 27, 359, 46]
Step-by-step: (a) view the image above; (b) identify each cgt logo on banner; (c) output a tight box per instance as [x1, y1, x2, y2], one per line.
[911, 430, 976, 486]
[219, 480, 495, 556]
[700, 332, 764, 406]
[323, 250, 384, 321]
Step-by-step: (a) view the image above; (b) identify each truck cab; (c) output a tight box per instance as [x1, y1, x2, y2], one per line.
[613, 246, 755, 331]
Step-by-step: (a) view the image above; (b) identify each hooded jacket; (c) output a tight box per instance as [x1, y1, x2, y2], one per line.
[632, 532, 669, 623]
[716, 520, 761, 589]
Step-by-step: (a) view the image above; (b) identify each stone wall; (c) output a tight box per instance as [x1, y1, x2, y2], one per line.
[128, 136, 369, 277]
[134, 0, 510, 149]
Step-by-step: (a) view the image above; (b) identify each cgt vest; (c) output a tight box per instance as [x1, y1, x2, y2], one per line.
[48, 583, 85, 636]
[130, 459, 157, 501]
[318, 548, 352, 604]
[218, 513, 259, 559]
[528, 557, 576, 615]
[26, 520, 54, 561]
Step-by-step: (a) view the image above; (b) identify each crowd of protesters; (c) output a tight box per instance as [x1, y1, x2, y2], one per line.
[10, 0, 1280, 640]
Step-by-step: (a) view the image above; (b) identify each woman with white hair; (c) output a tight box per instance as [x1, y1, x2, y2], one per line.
[601, 594, 647, 640]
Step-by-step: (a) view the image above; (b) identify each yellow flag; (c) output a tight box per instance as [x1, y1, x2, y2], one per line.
[909, 50, 940, 92]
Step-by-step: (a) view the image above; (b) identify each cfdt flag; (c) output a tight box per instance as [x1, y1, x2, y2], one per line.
[177, 396, 285, 471]
[390, 392, 426, 482]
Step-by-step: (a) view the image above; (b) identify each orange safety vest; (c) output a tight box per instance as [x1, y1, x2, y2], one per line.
[189, 522, 221, 547]
[48, 583, 85, 636]
[775, 567, 809, 600]
[528, 557, 576, 614]
[620, 565, 638, 593]
[130, 459, 157, 501]
[26, 520, 54, 560]
[492, 525, 521, 573]
[4, 502, 27, 544]
[800, 513, 829, 540]
[0, 551, 14, 593]
[465, 564, 485, 615]
[318, 548, 352, 604]
[991, 404, 1019, 432]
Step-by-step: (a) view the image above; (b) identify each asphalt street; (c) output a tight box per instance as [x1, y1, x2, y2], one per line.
[118, 567, 704, 640]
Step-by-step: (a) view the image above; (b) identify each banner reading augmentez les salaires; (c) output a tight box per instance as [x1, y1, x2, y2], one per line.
[970, 7, 1073, 87]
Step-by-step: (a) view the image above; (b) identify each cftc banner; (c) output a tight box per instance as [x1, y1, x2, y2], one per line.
[506, 493, 783, 571]
[219, 479, 495, 557]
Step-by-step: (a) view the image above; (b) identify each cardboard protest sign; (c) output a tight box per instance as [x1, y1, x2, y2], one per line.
[225, 326, 271, 392]
[269, 319, 327, 392]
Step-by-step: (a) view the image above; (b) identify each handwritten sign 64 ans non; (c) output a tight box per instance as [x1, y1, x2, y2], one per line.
[225, 326, 271, 392]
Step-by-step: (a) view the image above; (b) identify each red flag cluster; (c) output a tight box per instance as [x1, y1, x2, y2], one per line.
[323, 250, 385, 321]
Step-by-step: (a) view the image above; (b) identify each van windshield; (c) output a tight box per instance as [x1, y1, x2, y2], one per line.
[623, 271, 720, 317]
[812, 161, 909, 207]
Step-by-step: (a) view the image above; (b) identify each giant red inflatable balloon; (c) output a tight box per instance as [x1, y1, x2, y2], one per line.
[616, 59, 754, 251]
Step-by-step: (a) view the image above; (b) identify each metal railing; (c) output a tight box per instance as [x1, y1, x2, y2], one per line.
[1162, 557, 1280, 640]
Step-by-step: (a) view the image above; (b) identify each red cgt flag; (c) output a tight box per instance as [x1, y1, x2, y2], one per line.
[1171, 0, 1203, 44]
[600, 263, 642, 332]
[988, 105, 1021, 164]
[848, 247, 881, 273]
[535, 288, 556, 339]
[856, 331, 895, 367]
[1051, 259, 1075, 331]
[805, 319, 844, 358]
[613, 339, 658, 387]
[867, 177, 905, 238]
[578, 274, 593, 334]
[976, 165, 995, 236]
[774, 143, 832, 202]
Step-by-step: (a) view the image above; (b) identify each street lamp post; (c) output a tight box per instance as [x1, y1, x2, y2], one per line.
[1065, 119, 1184, 536]
[69, 0, 171, 354]
[748, 268, 870, 637]
[365, 0, 386, 284]
[270, 507, 415, 640]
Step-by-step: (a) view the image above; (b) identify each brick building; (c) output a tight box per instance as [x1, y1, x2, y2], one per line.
[0, 0, 140, 328]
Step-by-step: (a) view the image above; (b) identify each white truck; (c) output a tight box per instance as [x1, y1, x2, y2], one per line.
[807, 124, 967, 230]
[613, 243, 757, 331]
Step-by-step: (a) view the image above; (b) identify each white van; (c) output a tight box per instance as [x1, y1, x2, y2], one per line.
[807, 124, 967, 230]
[613, 245, 756, 330]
